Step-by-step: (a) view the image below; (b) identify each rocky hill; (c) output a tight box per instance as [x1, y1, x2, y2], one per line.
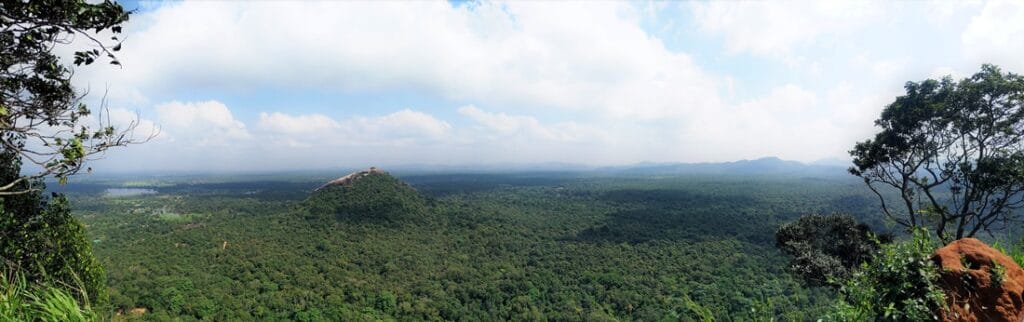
[314, 167, 387, 192]
[303, 168, 427, 223]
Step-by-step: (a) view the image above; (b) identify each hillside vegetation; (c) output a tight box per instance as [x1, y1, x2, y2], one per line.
[301, 172, 428, 223]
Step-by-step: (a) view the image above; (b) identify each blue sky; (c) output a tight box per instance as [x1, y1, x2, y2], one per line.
[68, 0, 1024, 172]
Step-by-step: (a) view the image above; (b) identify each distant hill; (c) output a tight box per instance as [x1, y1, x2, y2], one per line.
[601, 156, 849, 177]
[301, 168, 428, 223]
[378, 156, 851, 178]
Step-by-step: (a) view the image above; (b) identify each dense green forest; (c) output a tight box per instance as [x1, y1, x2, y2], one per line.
[62, 170, 895, 321]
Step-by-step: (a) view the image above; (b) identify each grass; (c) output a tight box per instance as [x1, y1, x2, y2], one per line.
[992, 239, 1024, 269]
[0, 269, 97, 322]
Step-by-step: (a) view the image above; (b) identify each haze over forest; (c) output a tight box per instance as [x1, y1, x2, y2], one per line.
[67, 0, 1024, 173]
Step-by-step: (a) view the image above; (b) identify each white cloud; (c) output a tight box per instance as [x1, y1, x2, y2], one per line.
[737, 84, 817, 114]
[87, 103, 460, 171]
[925, 1, 983, 23]
[962, 0, 1024, 72]
[929, 66, 961, 80]
[256, 109, 451, 148]
[75, 0, 881, 166]
[154, 101, 250, 145]
[102, 108, 161, 143]
[62, 1, 1024, 170]
[670, 83, 894, 162]
[457, 105, 597, 142]
[347, 109, 452, 142]
[78, 1, 720, 121]
[691, 1, 880, 57]
[258, 112, 339, 135]
[871, 60, 909, 80]
[684, 84, 821, 160]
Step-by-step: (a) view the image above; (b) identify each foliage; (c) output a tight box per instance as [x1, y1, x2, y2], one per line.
[681, 294, 714, 322]
[0, 149, 106, 307]
[828, 229, 945, 321]
[991, 239, 1024, 268]
[0, 0, 146, 317]
[0, 0, 146, 195]
[64, 173, 878, 320]
[0, 268, 97, 322]
[775, 214, 891, 286]
[991, 261, 1006, 287]
[850, 64, 1024, 241]
[300, 172, 428, 224]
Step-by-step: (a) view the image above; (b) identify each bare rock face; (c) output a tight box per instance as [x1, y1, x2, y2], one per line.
[932, 238, 1024, 322]
[314, 167, 385, 192]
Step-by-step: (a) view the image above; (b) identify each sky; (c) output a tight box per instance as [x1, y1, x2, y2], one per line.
[65, 0, 1024, 172]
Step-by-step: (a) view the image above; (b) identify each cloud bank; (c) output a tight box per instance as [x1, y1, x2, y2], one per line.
[69, 0, 1024, 172]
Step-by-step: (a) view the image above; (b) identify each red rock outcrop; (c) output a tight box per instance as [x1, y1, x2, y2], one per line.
[932, 238, 1024, 322]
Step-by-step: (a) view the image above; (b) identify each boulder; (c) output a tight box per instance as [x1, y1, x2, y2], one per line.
[314, 167, 385, 192]
[932, 238, 1024, 322]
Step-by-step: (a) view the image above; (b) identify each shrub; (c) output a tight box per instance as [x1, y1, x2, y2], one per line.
[0, 193, 107, 308]
[775, 214, 891, 286]
[991, 239, 1024, 268]
[827, 229, 944, 321]
[0, 149, 107, 308]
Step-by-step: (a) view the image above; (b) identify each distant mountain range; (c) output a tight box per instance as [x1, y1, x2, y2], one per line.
[63, 157, 854, 180]
[383, 156, 852, 177]
[594, 157, 850, 177]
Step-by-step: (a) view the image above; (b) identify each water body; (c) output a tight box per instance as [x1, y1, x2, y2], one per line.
[104, 188, 157, 197]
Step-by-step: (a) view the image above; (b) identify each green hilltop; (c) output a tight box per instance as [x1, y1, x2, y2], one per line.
[300, 169, 428, 223]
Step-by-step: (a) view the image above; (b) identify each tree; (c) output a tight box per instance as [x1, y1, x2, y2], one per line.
[0, 148, 106, 306]
[850, 64, 1024, 241]
[1, 0, 151, 195]
[1, 0, 140, 309]
[775, 214, 890, 286]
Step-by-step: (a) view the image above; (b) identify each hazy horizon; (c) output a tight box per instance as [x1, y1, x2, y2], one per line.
[59, 0, 1024, 172]
[42, 155, 853, 177]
